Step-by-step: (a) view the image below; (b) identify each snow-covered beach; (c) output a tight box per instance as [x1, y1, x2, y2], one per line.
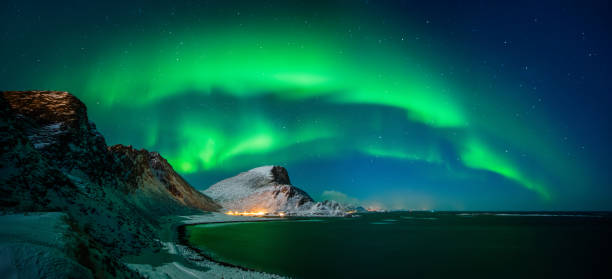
[0, 212, 286, 279]
[124, 213, 286, 279]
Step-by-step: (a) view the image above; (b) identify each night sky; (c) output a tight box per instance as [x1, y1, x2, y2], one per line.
[2, 0, 610, 210]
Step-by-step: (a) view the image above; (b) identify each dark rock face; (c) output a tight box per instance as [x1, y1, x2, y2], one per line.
[108, 144, 152, 191]
[2, 91, 121, 187]
[0, 91, 80, 211]
[271, 183, 312, 206]
[0, 90, 219, 278]
[270, 165, 291, 185]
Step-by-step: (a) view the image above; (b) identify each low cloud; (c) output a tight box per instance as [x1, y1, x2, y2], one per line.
[320, 190, 361, 206]
[320, 189, 458, 211]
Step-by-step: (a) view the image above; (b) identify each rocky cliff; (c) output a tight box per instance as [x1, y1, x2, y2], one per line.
[0, 90, 219, 278]
[109, 144, 220, 212]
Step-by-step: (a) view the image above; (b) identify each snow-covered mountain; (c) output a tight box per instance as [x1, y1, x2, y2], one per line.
[203, 166, 347, 216]
[0, 90, 219, 278]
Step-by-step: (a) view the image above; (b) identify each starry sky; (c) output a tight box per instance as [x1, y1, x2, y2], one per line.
[2, 0, 611, 210]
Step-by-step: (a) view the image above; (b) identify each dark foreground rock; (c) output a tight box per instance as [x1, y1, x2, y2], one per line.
[0, 91, 219, 278]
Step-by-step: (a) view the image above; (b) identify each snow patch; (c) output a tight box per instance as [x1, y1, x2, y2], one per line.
[26, 123, 64, 150]
[0, 212, 93, 279]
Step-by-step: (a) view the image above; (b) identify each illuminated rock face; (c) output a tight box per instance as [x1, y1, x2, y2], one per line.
[204, 166, 346, 215]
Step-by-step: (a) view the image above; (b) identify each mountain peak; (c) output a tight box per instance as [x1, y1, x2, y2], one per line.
[2, 90, 87, 128]
[248, 165, 291, 185]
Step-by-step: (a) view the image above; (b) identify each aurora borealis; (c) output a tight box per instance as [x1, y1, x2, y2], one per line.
[2, 0, 610, 210]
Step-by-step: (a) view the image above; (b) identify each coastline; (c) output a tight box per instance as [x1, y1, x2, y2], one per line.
[164, 211, 612, 279]
[123, 213, 287, 279]
[176, 219, 289, 272]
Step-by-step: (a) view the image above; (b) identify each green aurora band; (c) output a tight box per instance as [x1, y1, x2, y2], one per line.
[21, 8, 590, 203]
[85, 29, 466, 127]
[66, 29, 551, 200]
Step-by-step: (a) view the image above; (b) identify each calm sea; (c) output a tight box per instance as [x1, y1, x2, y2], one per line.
[186, 211, 612, 278]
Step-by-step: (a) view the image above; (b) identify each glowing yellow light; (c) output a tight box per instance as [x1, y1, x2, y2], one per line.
[224, 210, 291, 217]
[225, 210, 267, 216]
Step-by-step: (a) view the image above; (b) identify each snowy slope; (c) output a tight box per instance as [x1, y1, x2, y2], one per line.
[0, 213, 92, 279]
[0, 212, 142, 279]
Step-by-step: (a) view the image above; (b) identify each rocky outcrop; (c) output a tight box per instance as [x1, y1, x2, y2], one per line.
[204, 166, 346, 215]
[0, 90, 219, 278]
[2, 91, 121, 187]
[2, 91, 86, 127]
[109, 144, 220, 212]
[304, 200, 346, 216]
